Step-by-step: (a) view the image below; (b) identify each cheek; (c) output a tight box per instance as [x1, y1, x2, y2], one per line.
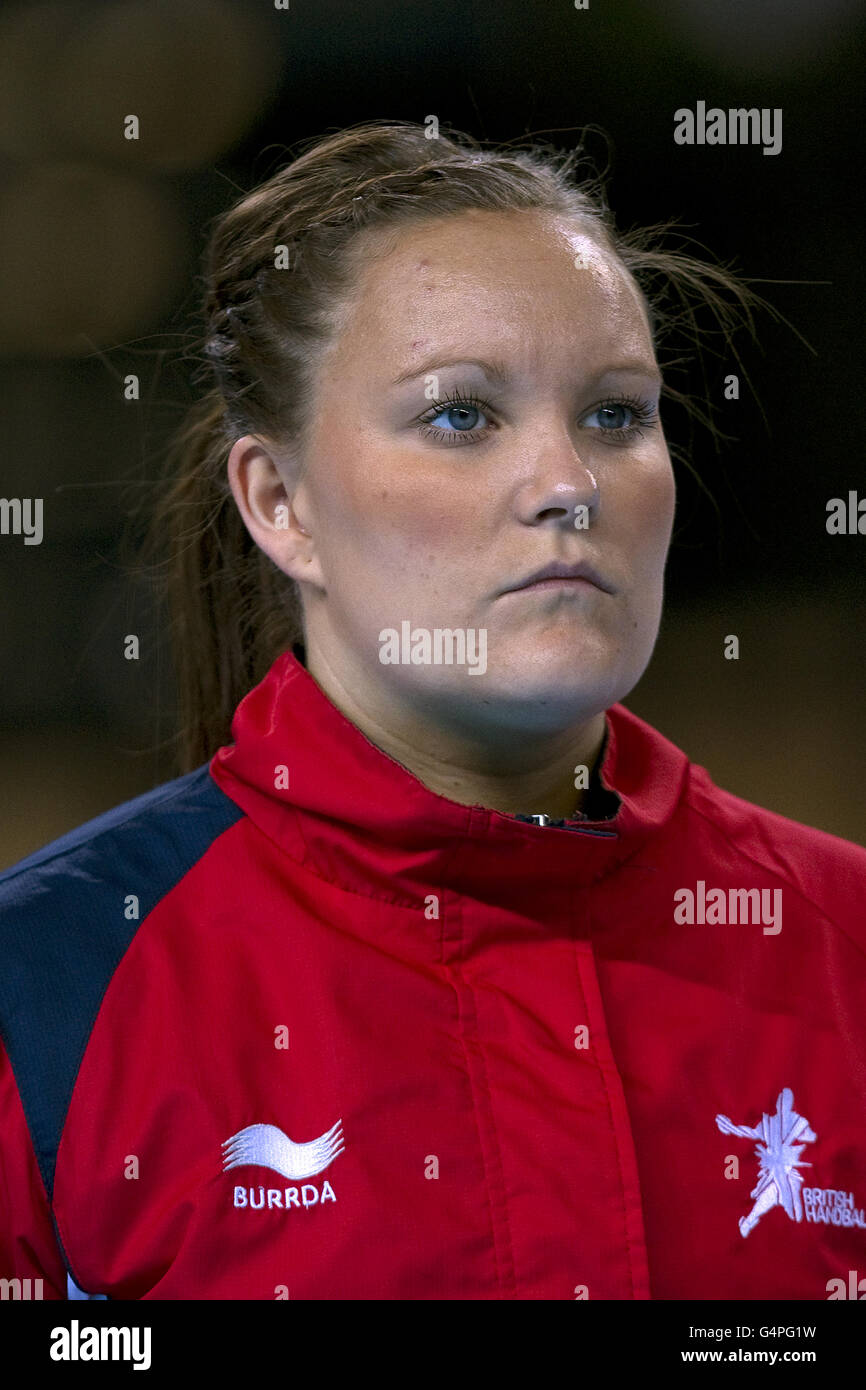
[618, 456, 675, 566]
[316, 435, 481, 571]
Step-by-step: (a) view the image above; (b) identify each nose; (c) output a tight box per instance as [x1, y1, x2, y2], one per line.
[513, 432, 600, 528]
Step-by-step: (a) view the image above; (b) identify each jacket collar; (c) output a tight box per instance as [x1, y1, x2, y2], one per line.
[209, 647, 688, 916]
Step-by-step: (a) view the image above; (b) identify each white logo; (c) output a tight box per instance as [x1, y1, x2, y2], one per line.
[222, 1118, 344, 1181]
[716, 1087, 816, 1237]
[716, 1087, 866, 1239]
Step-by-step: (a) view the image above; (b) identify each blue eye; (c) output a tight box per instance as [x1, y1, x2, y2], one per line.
[583, 397, 658, 435]
[430, 403, 484, 431]
[586, 402, 632, 430]
[418, 388, 489, 445]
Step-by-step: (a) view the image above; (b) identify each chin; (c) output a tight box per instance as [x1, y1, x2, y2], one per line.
[415, 661, 627, 737]
[477, 637, 651, 726]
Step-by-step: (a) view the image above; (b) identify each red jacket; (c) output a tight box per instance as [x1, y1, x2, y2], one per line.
[1, 647, 865, 1300]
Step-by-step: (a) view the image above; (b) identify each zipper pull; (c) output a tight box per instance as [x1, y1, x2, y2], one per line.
[513, 811, 618, 838]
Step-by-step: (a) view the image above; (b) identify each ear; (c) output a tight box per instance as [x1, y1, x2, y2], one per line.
[227, 434, 324, 591]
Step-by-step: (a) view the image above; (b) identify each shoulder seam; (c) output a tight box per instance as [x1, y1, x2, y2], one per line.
[0, 766, 213, 888]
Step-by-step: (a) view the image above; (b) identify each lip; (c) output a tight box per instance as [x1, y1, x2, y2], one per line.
[499, 560, 614, 596]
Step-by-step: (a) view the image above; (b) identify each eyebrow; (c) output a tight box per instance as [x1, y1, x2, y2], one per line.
[390, 355, 662, 386]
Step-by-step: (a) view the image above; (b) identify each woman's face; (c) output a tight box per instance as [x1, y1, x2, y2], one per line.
[276, 208, 675, 734]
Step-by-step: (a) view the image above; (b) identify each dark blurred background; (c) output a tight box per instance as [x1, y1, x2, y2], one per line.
[1, 0, 864, 869]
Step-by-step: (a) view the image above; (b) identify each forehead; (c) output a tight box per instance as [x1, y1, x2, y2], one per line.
[328, 208, 654, 382]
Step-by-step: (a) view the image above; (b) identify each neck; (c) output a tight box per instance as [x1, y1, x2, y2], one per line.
[300, 641, 609, 820]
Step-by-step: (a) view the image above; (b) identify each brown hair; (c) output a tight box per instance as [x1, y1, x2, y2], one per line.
[143, 118, 766, 774]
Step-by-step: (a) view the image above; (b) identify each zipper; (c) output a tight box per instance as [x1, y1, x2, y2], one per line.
[513, 812, 618, 838]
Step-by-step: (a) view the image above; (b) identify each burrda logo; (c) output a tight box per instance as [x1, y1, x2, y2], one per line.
[716, 1087, 865, 1237]
[222, 1117, 345, 1212]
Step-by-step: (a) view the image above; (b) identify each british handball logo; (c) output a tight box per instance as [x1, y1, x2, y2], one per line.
[717, 1087, 865, 1238]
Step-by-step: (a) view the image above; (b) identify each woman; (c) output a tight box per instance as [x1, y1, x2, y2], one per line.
[1, 120, 864, 1302]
